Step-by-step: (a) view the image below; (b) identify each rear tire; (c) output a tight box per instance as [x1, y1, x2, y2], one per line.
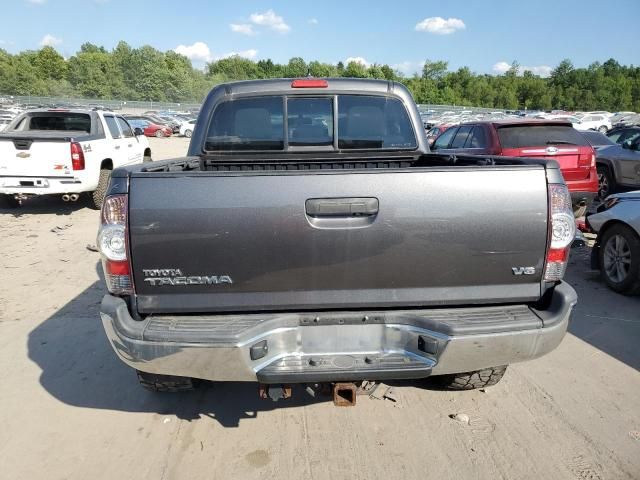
[598, 125, 608, 133]
[0, 194, 20, 208]
[598, 224, 640, 295]
[185, 129, 192, 138]
[432, 366, 508, 390]
[155, 129, 164, 138]
[597, 165, 616, 199]
[136, 371, 196, 392]
[91, 168, 111, 210]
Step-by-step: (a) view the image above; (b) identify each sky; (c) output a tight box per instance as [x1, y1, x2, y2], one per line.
[1, 0, 639, 77]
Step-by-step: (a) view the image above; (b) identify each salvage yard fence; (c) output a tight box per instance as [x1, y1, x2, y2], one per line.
[1, 94, 510, 116]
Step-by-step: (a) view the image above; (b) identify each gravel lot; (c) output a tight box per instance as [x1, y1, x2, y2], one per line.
[1, 136, 639, 480]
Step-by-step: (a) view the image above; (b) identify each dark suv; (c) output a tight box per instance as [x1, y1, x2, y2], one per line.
[431, 120, 598, 217]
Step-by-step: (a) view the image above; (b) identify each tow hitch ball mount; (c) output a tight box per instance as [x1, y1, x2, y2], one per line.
[259, 381, 364, 407]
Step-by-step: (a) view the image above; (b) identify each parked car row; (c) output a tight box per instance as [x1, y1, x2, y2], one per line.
[421, 109, 639, 137]
[122, 112, 197, 138]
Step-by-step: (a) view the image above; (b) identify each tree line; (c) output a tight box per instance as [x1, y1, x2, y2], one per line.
[1, 41, 638, 111]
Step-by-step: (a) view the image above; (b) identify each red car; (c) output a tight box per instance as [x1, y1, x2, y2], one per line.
[129, 119, 172, 138]
[431, 120, 598, 217]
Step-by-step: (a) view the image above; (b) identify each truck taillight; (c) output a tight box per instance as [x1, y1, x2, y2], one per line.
[97, 194, 133, 295]
[71, 142, 85, 170]
[544, 184, 575, 282]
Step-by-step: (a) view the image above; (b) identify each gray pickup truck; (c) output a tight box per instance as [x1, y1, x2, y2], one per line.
[98, 78, 578, 399]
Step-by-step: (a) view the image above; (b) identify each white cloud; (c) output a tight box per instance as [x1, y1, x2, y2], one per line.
[174, 42, 258, 64]
[392, 61, 424, 75]
[344, 56, 370, 68]
[39, 34, 62, 47]
[415, 17, 465, 35]
[174, 41, 212, 62]
[308, 18, 318, 25]
[218, 49, 258, 60]
[492, 61, 511, 74]
[493, 61, 552, 77]
[523, 65, 553, 77]
[249, 9, 290, 34]
[230, 23, 255, 35]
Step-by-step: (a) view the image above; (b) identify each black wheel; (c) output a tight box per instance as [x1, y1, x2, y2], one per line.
[598, 125, 608, 134]
[1, 194, 20, 208]
[184, 129, 192, 138]
[154, 129, 164, 138]
[136, 371, 196, 392]
[431, 366, 508, 390]
[91, 168, 111, 210]
[598, 224, 640, 295]
[597, 165, 616, 199]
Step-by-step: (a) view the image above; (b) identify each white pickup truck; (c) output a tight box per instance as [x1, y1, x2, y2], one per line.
[0, 109, 151, 208]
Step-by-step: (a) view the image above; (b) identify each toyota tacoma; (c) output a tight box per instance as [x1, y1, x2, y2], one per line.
[98, 78, 577, 397]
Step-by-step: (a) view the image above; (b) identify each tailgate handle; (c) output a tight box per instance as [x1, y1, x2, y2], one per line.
[305, 197, 379, 217]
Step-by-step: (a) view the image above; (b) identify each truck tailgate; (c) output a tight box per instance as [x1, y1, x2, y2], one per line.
[0, 137, 72, 178]
[129, 166, 549, 314]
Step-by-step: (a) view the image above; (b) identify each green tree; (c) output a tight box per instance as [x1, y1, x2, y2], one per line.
[422, 59, 448, 81]
[35, 46, 67, 81]
[285, 57, 307, 77]
[344, 60, 368, 78]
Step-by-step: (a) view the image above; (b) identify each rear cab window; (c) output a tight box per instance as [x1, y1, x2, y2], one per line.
[497, 124, 590, 148]
[13, 112, 92, 133]
[337, 96, 415, 150]
[204, 94, 416, 152]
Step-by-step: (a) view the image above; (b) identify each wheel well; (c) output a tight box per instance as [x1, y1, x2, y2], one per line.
[596, 161, 615, 178]
[597, 219, 637, 244]
[144, 148, 151, 157]
[100, 159, 113, 170]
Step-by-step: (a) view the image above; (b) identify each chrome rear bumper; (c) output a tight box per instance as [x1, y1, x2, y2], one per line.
[101, 282, 577, 383]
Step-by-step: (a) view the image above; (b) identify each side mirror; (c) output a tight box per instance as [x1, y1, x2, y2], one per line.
[134, 127, 144, 136]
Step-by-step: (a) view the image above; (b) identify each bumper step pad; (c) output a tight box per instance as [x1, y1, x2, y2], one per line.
[257, 353, 434, 383]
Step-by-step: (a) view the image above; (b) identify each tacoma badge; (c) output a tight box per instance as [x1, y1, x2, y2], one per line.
[143, 268, 233, 286]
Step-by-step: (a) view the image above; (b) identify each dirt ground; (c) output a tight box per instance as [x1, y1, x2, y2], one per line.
[1, 136, 639, 480]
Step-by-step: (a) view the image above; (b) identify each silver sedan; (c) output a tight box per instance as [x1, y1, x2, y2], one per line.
[587, 191, 640, 295]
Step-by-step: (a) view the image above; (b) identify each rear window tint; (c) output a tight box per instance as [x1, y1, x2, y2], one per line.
[288, 97, 333, 146]
[26, 113, 92, 133]
[338, 95, 416, 150]
[206, 96, 284, 151]
[497, 125, 589, 148]
[204, 94, 416, 152]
